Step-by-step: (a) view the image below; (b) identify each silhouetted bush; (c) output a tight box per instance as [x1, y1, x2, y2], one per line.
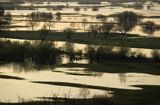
[96, 14, 106, 19]
[141, 21, 158, 35]
[74, 7, 80, 11]
[85, 46, 131, 63]
[151, 50, 160, 62]
[85, 46, 159, 63]
[92, 7, 99, 11]
[63, 28, 74, 41]
[115, 11, 142, 34]
[0, 40, 63, 65]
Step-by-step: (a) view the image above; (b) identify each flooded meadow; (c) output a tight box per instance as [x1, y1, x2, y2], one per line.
[0, 0, 160, 105]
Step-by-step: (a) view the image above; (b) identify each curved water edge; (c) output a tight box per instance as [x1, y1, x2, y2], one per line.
[5, 2, 160, 16]
[0, 37, 159, 58]
[1, 1, 160, 104]
[4, 2, 160, 36]
[0, 63, 160, 102]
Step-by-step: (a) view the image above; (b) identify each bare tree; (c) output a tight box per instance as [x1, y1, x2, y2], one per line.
[40, 12, 53, 31]
[115, 11, 142, 34]
[26, 12, 39, 31]
[64, 42, 75, 63]
[39, 25, 49, 43]
[0, 8, 12, 31]
[0, 7, 4, 32]
[5, 12, 12, 28]
[82, 18, 88, 32]
[99, 22, 114, 37]
[88, 25, 99, 38]
[46, 12, 53, 31]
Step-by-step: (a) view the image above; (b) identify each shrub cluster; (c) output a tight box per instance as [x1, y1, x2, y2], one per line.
[85, 46, 160, 63]
[0, 40, 62, 65]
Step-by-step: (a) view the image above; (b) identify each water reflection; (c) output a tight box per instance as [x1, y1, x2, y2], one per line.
[63, 42, 76, 63]
[118, 73, 126, 84]
[0, 63, 160, 102]
[12, 63, 55, 73]
[4, 1, 160, 36]
[1, 38, 159, 58]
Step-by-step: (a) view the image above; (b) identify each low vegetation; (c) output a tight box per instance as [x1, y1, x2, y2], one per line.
[1, 31, 160, 49]
[0, 40, 62, 65]
[0, 3, 160, 105]
[85, 46, 160, 63]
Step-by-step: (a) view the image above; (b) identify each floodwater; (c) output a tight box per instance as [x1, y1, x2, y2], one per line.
[5, 2, 160, 36]
[0, 63, 160, 102]
[0, 38, 160, 102]
[1, 1, 160, 103]
[0, 38, 158, 58]
[7, 2, 160, 16]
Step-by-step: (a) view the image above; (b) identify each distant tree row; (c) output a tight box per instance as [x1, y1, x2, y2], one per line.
[1, 8, 159, 37]
[26, 11, 61, 31]
[0, 7, 12, 32]
[87, 11, 159, 37]
[26, 11, 160, 37]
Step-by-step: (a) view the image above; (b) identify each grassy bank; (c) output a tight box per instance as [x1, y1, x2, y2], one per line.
[58, 61, 160, 75]
[1, 31, 160, 49]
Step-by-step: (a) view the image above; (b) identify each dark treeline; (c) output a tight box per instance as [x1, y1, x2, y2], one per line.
[0, 40, 63, 65]
[26, 11, 158, 36]
[1, 5, 160, 36]
[0, 40, 83, 65]
[85, 46, 160, 63]
[0, 0, 160, 10]
[4, 0, 157, 3]
[0, 7, 12, 31]
[1, 40, 159, 65]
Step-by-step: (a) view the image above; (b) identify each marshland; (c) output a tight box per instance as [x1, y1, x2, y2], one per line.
[0, 0, 160, 105]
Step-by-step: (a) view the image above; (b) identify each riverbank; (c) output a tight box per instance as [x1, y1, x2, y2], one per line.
[58, 60, 160, 75]
[1, 31, 160, 49]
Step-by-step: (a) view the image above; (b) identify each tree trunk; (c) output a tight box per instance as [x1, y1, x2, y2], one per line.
[31, 25, 34, 31]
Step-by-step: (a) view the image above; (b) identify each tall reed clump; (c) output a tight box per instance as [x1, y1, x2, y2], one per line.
[0, 40, 63, 65]
[17, 90, 114, 105]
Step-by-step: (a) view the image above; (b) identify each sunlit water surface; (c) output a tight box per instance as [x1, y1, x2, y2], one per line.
[4, 2, 160, 36]
[1, 1, 160, 102]
[0, 38, 160, 102]
[0, 63, 160, 102]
